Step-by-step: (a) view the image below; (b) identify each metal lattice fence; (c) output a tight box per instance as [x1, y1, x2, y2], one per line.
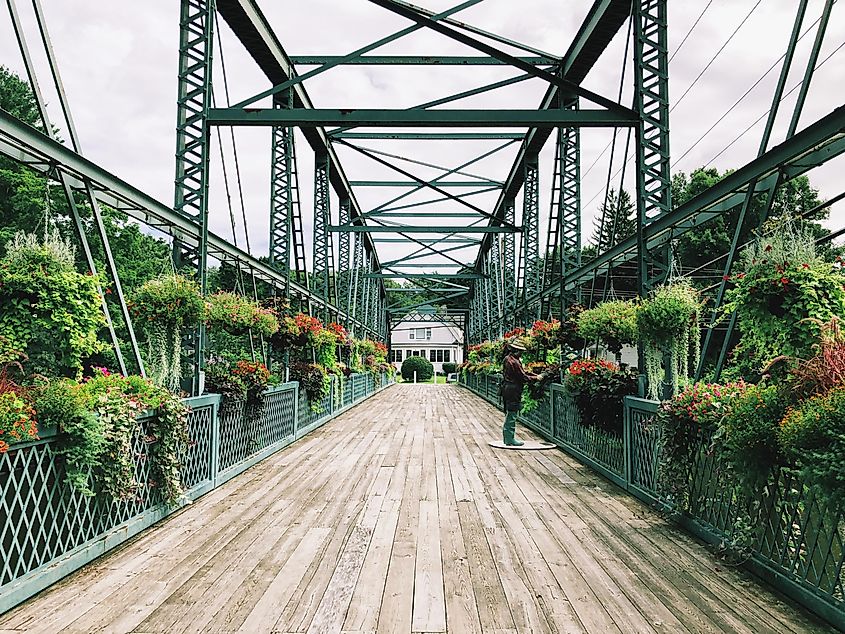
[0, 373, 393, 615]
[458, 375, 844, 626]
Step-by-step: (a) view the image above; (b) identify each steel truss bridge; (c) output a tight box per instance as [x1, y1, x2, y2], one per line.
[1, 0, 843, 391]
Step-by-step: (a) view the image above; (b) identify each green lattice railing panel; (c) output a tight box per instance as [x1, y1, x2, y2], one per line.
[0, 397, 217, 594]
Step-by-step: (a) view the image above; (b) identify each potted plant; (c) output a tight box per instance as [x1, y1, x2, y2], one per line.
[130, 274, 204, 392]
[636, 281, 701, 400]
[576, 299, 639, 364]
[205, 291, 280, 337]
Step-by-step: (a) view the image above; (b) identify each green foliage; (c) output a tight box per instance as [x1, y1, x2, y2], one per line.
[591, 188, 636, 251]
[130, 274, 204, 392]
[576, 300, 639, 356]
[714, 383, 786, 492]
[564, 359, 638, 434]
[35, 378, 104, 496]
[0, 66, 42, 128]
[637, 281, 702, 400]
[0, 232, 107, 376]
[289, 361, 330, 409]
[723, 222, 845, 375]
[657, 380, 749, 508]
[442, 362, 457, 374]
[0, 389, 38, 454]
[79, 369, 189, 505]
[401, 355, 434, 382]
[205, 291, 280, 337]
[778, 386, 845, 502]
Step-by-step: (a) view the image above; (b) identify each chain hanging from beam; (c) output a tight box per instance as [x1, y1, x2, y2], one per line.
[521, 153, 541, 322]
[634, 0, 672, 296]
[173, 0, 215, 394]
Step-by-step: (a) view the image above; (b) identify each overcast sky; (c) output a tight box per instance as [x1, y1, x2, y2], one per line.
[1, 1, 843, 274]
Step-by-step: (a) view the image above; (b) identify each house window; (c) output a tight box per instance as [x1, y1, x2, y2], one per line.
[426, 328, 432, 340]
[409, 331, 415, 340]
[414, 328, 426, 340]
[429, 350, 437, 362]
[391, 350, 403, 363]
[444, 349, 451, 363]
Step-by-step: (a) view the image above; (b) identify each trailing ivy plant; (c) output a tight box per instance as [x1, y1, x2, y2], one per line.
[637, 281, 701, 400]
[130, 274, 204, 392]
[0, 231, 106, 377]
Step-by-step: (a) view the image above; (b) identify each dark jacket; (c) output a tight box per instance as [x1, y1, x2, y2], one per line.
[500, 354, 534, 412]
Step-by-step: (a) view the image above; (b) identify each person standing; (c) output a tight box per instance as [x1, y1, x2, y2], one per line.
[499, 341, 540, 446]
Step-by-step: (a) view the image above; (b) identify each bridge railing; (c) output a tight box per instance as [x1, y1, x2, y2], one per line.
[0, 372, 393, 614]
[458, 375, 844, 629]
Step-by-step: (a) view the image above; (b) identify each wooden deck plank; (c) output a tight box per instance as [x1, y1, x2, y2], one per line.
[0, 385, 833, 634]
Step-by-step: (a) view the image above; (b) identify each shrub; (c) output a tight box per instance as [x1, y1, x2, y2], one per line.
[35, 378, 103, 495]
[0, 390, 37, 453]
[289, 361, 330, 409]
[778, 386, 845, 502]
[576, 300, 639, 359]
[442, 362, 457, 374]
[401, 356, 433, 382]
[563, 359, 638, 433]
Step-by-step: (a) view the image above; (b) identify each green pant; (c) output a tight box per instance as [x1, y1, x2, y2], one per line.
[503, 411, 520, 444]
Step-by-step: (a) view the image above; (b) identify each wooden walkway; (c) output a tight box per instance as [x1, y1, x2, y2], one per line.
[0, 385, 833, 633]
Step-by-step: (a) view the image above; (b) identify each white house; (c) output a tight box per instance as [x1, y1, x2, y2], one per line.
[389, 313, 464, 374]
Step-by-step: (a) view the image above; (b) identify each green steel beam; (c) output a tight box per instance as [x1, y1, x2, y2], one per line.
[521, 153, 541, 320]
[0, 109, 383, 337]
[381, 242, 478, 267]
[374, 212, 484, 218]
[366, 0, 635, 117]
[473, 0, 632, 269]
[207, 108, 638, 127]
[386, 263, 467, 268]
[374, 187, 500, 213]
[372, 238, 480, 243]
[634, 0, 672, 296]
[230, 0, 484, 109]
[216, 0, 382, 272]
[369, 273, 484, 279]
[331, 132, 525, 140]
[501, 198, 517, 328]
[350, 180, 502, 187]
[329, 226, 519, 233]
[290, 55, 558, 65]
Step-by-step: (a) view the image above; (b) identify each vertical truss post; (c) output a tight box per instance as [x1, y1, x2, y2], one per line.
[367, 254, 379, 335]
[312, 152, 334, 320]
[349, 232, 364, 333]
[502, 197, 517, 330]
[337, 197, 351, 325]
[173, 0, 215, 395]
[522, 153, 541, 322]
[490, 233, 504, 338]
[560, 100, 582, 310]
[481, 253, 491, 340]
[633, 0, 671, 298]
[269, 94, 292, 297]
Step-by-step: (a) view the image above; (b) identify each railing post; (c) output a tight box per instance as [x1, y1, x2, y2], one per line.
[623, 396, 632, 490]
[293, 382, 300, 438]
[210, 395, 221, 487]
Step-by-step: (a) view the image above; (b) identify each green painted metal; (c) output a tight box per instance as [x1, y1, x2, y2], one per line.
[173, 0, 216, 394]
[230, 0, 485, 109]
[0, 376, 394, 616]
[374, 212, 484, 218]
[337, 197, 352, 326]
[312, 153, 336, 319]
[366, 0, 637, 117]
[501, 198, 517, 329]
[331, 132, 526, 140]
[368, 273, 484, 279]
[372, 238, 480, 243]
[349, 180, 502, 187]
[633, 0, 672, 297]
[269, 96, 292, 295]
[290, 55, 558, 65]
[329, 226, 519, 233]
[559, 104, 582, 308]
[207, 107, 638, 128]
[521, 153, 541, 320]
